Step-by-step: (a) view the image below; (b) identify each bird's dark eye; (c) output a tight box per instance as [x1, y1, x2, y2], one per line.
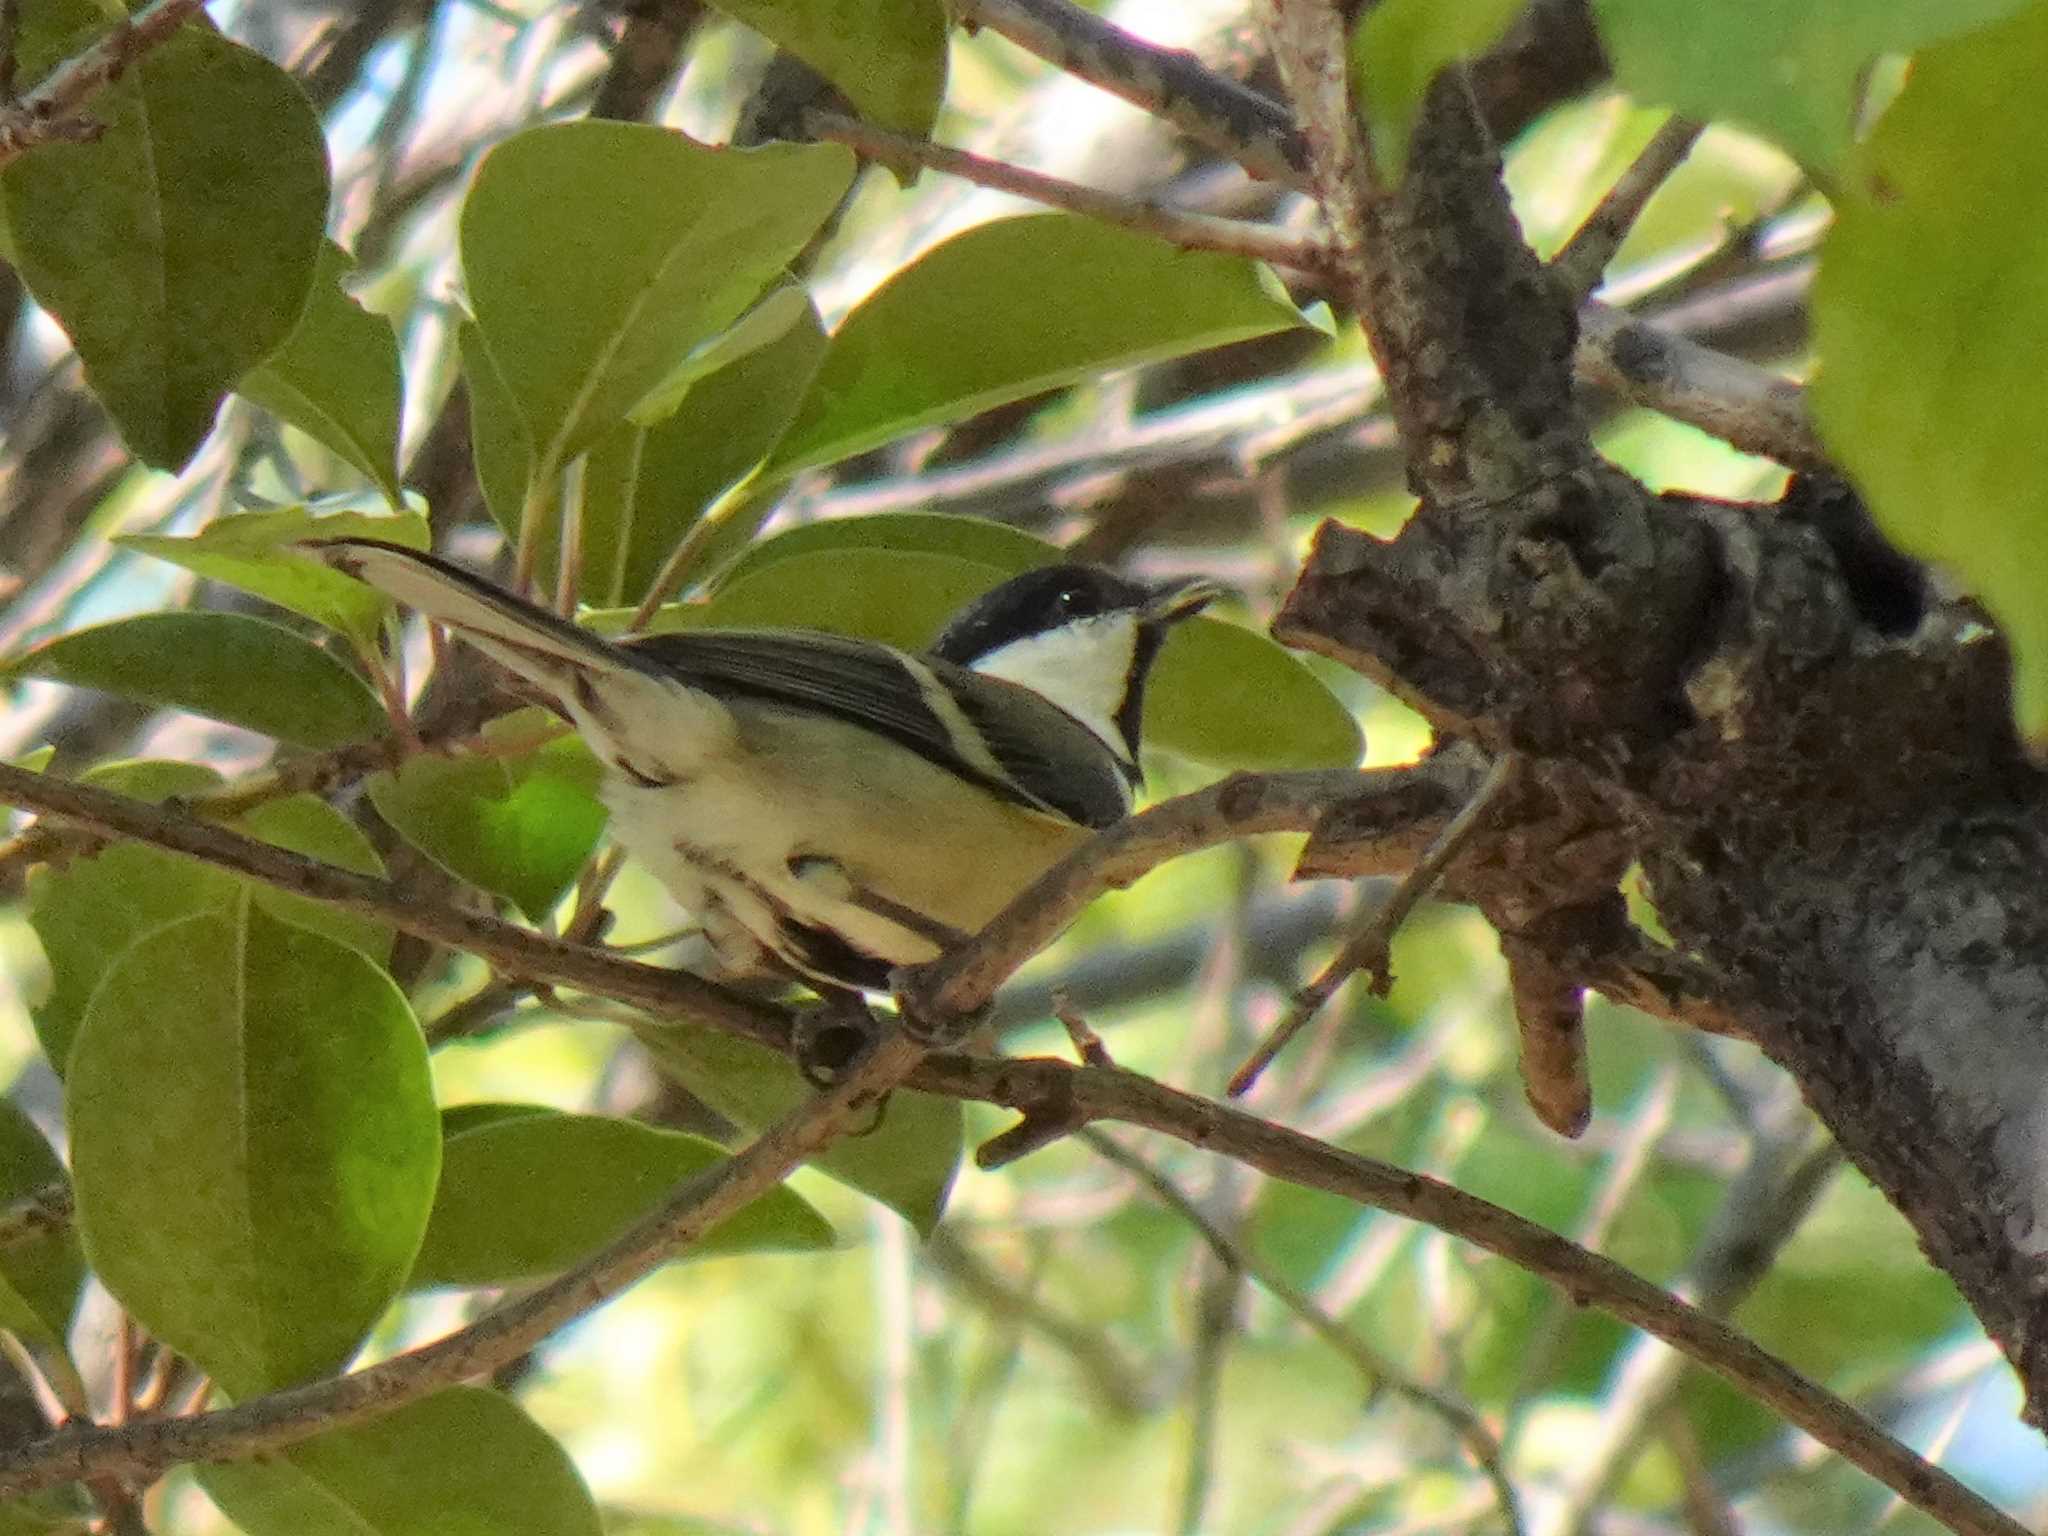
[1057, 586, 1081, 610]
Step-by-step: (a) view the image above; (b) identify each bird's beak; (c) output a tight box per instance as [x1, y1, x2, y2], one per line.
[1144, 575, 1224, 624]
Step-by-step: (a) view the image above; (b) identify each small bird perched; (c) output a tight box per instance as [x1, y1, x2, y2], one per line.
[311, 539, 1217, 993]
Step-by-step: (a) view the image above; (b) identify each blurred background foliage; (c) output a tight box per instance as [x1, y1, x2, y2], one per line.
[0, 2, 2040, 1534]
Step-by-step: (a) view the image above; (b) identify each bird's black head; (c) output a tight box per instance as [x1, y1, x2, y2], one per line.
[930, 563, 1220, 767]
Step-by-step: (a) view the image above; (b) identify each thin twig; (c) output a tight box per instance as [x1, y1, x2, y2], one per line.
[910, 1053, 2027, 1536]
[1230, 754, 1521, 1095]
[1577, 300, 1825, 471]
[0, 1031, 928, 1496]
[1552, 115, 1706, 302]
[806, 109, 1332, 273]
[952, 0, 1308, 188]
[0, 760, 790, 1048]
[1259, 0, 1375, 283]
[0, 0, 209, 170]
[1084, 1129, 1526, 1536]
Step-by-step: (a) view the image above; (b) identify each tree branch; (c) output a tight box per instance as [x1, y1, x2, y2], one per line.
[805, 108, 1331, 272]
[953, 0, 1307, 187]
[0, 0, 209, 170]
[914, 1053, 2027, 1536]
[0, 760, 790, 1050]
[0, 1030, 927, 1496]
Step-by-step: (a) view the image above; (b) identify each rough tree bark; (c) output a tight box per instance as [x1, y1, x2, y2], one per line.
[1262, 44, 2048, 1423]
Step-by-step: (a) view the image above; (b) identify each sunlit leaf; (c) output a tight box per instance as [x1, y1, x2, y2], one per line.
[235, 794, 393, 961]
[370, 719, 607, 921]
[28, 765, 393, 1066]
[705, 0, 948, 137]
[1810, 1, 2048, 741]
[118, 503, 430, 650]
[0, 1101, 83, 1348]
[711, 509, 1062, 594]
[765, 214, 1311, 476]
[7, 612, 386, 748]
[239, 242, 406, 505]
[580, 297, 828, 606]
[199, 1387, 600, 1536]
[458, 314, 543, 587]
[1591, 0, 2032, 174]
[409, 1109, 832, 1288]
[635, 1020, 960, 1236]
[67, 905, 438, 1396]
[0, 14, 328, 467]
[1351, 0, 1526, 180]
[462, 123, 853, 475]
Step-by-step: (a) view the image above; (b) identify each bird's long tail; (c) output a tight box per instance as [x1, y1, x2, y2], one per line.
[306, 537, 640, 690]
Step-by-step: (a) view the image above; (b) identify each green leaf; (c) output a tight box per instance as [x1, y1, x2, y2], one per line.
[1590, 0, 2033, 175]
[236, 794, 393, 961]
[1148, 617, 1363, 771]
[1351, 0, 1526, 181]
[199, 1387, 600, 1536]
[696, 546, 1001, 648]
[580, 297, 828, 606]
[67, 905, 438, 1396]
[461, 123, 853, 476]
[765, 214, 1310, 477]
[239, 242, 406, 505]
[705, 0, 948, 137]
[117, 503, 430, 650]
[6, 611, 386, 748]
[409, 1110, 831, 1288]
[0, 1100, 83, 1348]
[626, 281, 812, 428]
[369, 719, 607, 921]
[712, 509, 1062, 594]
[1810, 2, 2048, 742]
[634, 1020, 960, 1235]
[460, 316, 539, 563]
[28, 766, 395, 1066]
[0, 16, 328, 468]
[688, 543, 1363, 769]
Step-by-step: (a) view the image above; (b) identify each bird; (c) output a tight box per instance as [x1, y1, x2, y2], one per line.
[309, 538, 1218, 994]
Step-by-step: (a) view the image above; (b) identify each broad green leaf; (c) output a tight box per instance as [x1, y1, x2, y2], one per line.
[236, 794, 393, 961]
[695, 546, 1000, 648]
[765, 214, 1310, 476]
[7, 612, 386, 748]
[1810, 2, 2048, 742]
[634, 1019, 960, 1235]
[118, 503, 430, 650]
[461, 123, 853, 476]
[712, 509, 1062, 594]
[626, 281, 811, 428]
[409, 1109, 831, 1288]
[460, 317, 538, 568]
[1147, 616, 1363, 770]
[370, 720, 607, 921]
[199, 1387, 600, 1536]
[1591, 0, 2033, 175]
[0, 17, 328, 468]
[0, 1100, 83, 1348]
[685, 545, 1363, 769]
[706, 0, 948, 137]
[239, 242, 406, 505]
[580, 297, 828, 606]
[29, 766, 394, 1066]
[1351, 0, 1526, 180]
[67, 906, 438, 1396]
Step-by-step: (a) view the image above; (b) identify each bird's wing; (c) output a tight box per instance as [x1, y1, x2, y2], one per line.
[628, 629, 1133, 829]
